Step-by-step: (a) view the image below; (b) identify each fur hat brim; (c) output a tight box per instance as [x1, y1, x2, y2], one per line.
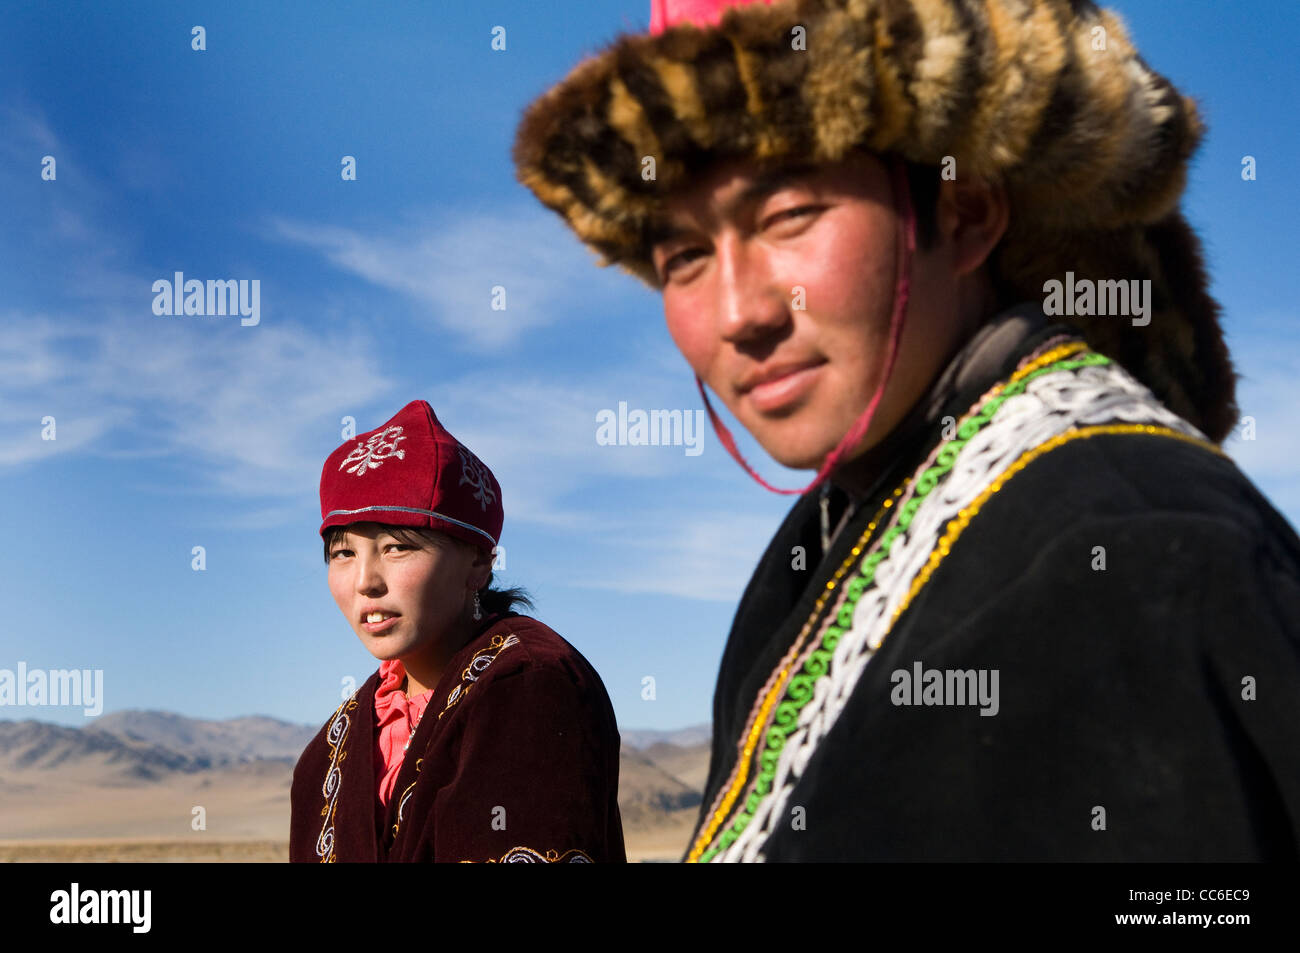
[513, 0, 1237, 441]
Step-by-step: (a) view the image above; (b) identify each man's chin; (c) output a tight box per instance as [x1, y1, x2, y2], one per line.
[742, 414, 836, 471]
[757, 436, 833, 472]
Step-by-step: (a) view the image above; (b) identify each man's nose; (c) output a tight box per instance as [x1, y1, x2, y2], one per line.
[716, 234, 788, 344]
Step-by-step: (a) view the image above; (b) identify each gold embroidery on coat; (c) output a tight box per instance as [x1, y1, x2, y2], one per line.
[390, 758, 423, 842]
[471, 846, 594, 863]
[438, 633, 520, 719]
[316, 696, 357, 863]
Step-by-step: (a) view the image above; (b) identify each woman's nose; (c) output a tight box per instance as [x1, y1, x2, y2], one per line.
[354, 552, 385, 593]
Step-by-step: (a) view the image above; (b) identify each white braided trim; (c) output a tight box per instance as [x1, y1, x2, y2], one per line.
[716, 359, 1204, 862]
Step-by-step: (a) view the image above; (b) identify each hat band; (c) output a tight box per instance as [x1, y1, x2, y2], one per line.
[322, 505, 497, 548]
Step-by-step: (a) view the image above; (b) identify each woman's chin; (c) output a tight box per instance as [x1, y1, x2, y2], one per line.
[359, 636, 408, 661]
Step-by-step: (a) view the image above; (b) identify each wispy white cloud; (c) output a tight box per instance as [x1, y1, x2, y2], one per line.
[0, 98, 782, 601]
[1220, 316, 1300, 520]
[0, 308, 779, 599]
[268, 210, 614, 352]
[0, 310, 392, 498]
[0, 102, 58, 156]
[426, 369, 708, 528]
[573, 505, 779, 603]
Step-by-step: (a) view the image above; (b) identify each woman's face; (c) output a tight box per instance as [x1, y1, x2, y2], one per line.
[326, 522, 485, 663]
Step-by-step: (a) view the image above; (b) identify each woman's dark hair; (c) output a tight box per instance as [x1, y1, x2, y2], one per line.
[323, 523, 535, 616]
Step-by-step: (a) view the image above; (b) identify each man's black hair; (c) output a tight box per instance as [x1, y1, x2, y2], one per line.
[904, 161, 942, 251]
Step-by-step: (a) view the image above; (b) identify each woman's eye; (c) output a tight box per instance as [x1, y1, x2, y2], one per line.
[330, 544, 411, 559]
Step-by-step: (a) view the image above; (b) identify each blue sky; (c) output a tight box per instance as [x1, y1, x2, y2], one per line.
[1, 0, 1297, 733]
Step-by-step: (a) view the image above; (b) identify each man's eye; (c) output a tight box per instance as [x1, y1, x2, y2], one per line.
[765, 205, 820, 228]
[662, 248, 704, 277]
[329, 549, 351, 560]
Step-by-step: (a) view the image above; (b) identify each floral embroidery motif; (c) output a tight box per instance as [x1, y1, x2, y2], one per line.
[456, 444, 496, 511]
[316, 696, 357, 863]
[479, 846, 594, 863]
[439, 633, 520, 720]
[339, 425, 406, 476]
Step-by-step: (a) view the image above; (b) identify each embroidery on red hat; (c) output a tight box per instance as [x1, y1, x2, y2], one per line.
[456, 445, 497, 512]
[339, 425, 407, 476]
[320, 401, 505, 551]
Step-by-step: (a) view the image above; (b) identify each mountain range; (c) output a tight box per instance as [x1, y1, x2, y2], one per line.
[0, 710, 711, 861]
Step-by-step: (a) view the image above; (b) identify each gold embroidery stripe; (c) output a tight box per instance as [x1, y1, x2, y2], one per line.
[689, 420, 1221, 862]
[888, 423, 1226, 628]
[1008, 340, 1089, 384]
[686, 488, 904, 863]
[685, 344, 1087, 861]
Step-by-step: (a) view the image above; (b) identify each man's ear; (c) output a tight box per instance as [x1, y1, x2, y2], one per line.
[935, 176, 1009, 278]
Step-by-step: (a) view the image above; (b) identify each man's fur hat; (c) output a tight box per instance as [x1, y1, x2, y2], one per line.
[512, 0, 1237, 442]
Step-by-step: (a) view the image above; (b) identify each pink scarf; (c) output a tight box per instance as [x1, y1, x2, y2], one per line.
[373, 658, 434, 807]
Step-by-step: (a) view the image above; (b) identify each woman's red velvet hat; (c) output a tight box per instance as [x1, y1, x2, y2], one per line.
[319, 400, 503, 550]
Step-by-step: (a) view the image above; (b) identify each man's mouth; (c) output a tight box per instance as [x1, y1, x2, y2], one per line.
[739, 359, 826, 413]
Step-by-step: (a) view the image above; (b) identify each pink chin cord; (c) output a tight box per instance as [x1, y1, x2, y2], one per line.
[695, 153, 917, 496]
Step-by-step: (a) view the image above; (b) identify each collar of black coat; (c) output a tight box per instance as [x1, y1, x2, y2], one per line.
[830, 301, 1054, 508]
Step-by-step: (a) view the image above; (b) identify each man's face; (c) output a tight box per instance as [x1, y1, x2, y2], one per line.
[653, 151, 960, 470]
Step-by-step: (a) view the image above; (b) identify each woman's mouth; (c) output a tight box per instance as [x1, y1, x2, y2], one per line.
[362, 612, 401, 633]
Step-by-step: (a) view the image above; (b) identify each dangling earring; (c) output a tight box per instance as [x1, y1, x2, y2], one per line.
[472, 590, 481, 621]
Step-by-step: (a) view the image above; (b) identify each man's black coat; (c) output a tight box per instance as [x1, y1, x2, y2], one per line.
[688, 310, 1300, 862]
